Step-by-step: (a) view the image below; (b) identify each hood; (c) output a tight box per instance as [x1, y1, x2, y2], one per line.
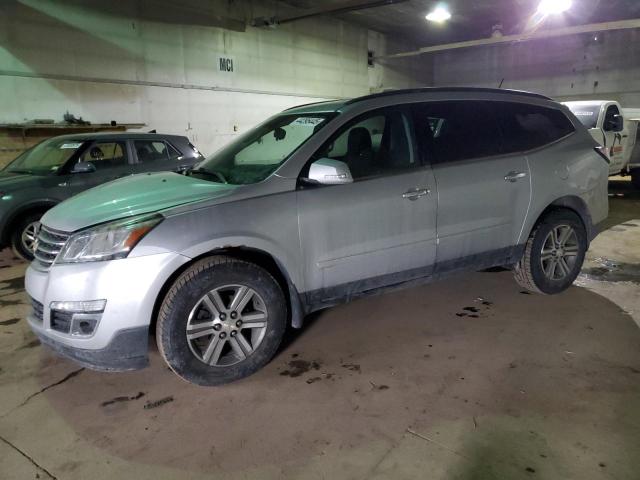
[0, 171, 41, 191]
[42, 172, 237, 232]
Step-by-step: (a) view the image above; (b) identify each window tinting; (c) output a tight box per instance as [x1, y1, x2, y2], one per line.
[412, 101, 502, 163]
[495, 102, 575, 153]
[314, 108, 416, 180]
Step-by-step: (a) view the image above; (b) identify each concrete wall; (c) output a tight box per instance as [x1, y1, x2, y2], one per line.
[431, 28, 640, 108]
[0, 0, 431, 156]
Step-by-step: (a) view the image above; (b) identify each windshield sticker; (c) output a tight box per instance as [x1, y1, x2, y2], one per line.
[60, 143, 83, 149]
[292, 117, 325, 126]
[573, 111, 594, 117]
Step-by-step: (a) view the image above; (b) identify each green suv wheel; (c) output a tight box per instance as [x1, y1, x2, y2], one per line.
[11, 213, 42, 261]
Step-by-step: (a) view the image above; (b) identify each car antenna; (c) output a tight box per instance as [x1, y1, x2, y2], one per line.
[498, 78, 504, 89]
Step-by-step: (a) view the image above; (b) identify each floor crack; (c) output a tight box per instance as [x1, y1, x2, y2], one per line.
[0, 434, 57, 479]
[15, 367, 85, 410]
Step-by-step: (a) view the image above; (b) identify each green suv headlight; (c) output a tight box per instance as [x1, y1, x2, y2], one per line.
[58, 214, 163, 264]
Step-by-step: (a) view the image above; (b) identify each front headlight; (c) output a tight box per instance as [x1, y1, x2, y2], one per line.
[57, 214, 163, 264]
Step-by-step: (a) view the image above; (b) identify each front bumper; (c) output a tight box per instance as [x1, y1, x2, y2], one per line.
[33, 327, 149, 371]
[25, 251, 190, 371]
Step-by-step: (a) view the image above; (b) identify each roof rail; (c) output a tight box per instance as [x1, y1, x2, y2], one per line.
[284, 99, 343, 111]
[345, 87, 552, 105]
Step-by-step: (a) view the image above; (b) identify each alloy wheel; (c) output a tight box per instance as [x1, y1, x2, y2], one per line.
[21, 221, 39, 254]
[186, 285, 268, 367]
[540, 224, 579, 281]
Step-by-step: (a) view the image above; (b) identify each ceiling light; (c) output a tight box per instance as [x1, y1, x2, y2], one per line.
[426, 6, 451, 23]
[537, 0, 572, 15]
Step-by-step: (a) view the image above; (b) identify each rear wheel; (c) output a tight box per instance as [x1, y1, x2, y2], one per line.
[11, 213, 43, 261]
[631, 167, 640, 189]
[156, 256, 287, 386]
[514, 210, 587, 294]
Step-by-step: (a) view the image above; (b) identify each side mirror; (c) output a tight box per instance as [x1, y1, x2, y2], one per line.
[305, 158, 353, 185]
[71, 161, 96, 174]
[605, 114, 624, 132]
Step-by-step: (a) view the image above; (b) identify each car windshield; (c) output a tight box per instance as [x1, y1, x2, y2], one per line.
[6, 138, 86, 175]
[191, 113, 335, 185]
[566, 105, 600, 129]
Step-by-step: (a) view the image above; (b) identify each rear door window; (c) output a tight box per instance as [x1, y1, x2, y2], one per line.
[411, 101, 502, 164]
[494, 102, 575, 153]
[134, 140, 182, 164]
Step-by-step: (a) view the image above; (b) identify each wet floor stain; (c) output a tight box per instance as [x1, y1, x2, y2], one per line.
[101, 392, 146, 407]
[455, 298, 494, 318]
[20, 339, 40, 349]
[280, 359, 321, 377]
[0, 318, 20, 326]
[143, 396, 174, 410]
[341, 363, 361, 373]
[0, 298, 25, 307]
[0, 276, 24, 292]
[370, 381, 389, 391]
[580, 257, 640, 283]
[305, 373, 335, 384]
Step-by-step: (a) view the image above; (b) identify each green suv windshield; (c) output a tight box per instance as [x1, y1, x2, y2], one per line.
[6, 138, 85, 175]
[191, 113, 335, 185]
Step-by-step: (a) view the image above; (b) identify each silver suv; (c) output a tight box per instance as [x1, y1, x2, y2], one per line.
[25, 88, 609, 386]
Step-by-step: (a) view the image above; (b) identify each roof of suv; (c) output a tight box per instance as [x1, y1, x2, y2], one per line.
[286, 87, 552, 114]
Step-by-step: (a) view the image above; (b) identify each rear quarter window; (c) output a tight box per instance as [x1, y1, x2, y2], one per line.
[494, 102, 575, 153]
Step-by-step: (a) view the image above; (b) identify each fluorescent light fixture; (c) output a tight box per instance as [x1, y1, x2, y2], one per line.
[426, 6, 451, 23]
[537, 0, 572, 15]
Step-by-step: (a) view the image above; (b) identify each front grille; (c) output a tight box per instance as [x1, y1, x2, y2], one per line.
[31, 297, 44, 322]
[34, 225, 70, 270]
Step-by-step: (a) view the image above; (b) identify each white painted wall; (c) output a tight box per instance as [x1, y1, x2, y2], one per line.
[0, 0, 431, 155]
[431, 29, 640, 108]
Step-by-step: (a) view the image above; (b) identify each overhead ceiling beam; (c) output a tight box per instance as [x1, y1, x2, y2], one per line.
[377, 18, 640, 59]
[252, 0, 409, 27]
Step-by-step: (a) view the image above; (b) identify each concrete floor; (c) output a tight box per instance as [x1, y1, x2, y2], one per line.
[1, 179, 639, 480]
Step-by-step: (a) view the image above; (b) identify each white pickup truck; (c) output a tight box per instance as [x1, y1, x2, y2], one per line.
[564, 100, 640, 187]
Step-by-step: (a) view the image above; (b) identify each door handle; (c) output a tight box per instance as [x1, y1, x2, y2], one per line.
[504, 171, 527, 182]
[402, 188, 430, 201]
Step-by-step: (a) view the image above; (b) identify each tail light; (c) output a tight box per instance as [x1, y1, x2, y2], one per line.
[594, 145, 610, 164]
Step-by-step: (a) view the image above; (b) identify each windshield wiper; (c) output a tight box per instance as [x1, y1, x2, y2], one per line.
[6, 169, 33, 175]
[187, 167, 228, 184]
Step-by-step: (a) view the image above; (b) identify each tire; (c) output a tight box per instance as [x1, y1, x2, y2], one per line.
[631, 167, 640, 189]
[156, 256, 287, 386]
[11, 212, 43, 261]
[514, 210, 587, 295]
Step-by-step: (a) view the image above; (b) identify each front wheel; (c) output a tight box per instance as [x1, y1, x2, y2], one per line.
[11, 213, 43, 261]
[514, 210, 587, 294]
[156, 256, 287, 386]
